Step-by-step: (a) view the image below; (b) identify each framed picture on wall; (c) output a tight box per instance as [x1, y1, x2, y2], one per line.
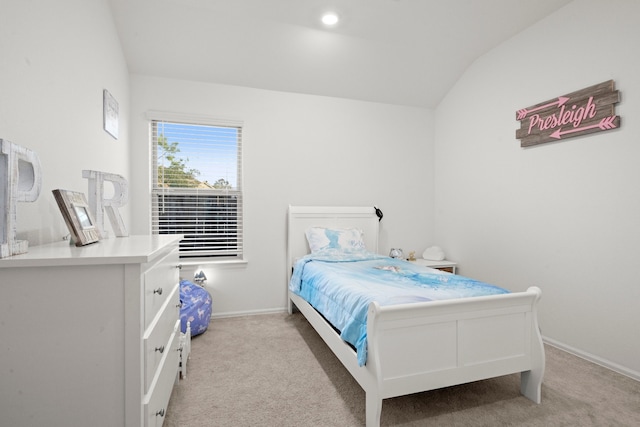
[103, 89, 119, 139]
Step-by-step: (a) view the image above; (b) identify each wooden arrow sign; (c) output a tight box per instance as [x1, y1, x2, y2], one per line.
[515, 80, 620, 147]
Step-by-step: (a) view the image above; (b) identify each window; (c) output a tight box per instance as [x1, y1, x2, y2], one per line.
[150, 114, 243, 259]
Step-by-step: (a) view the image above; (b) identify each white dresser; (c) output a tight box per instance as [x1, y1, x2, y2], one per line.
[0, 235, 183, 427]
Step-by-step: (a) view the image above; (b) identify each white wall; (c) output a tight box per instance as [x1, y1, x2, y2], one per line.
[129, 75, 434, 316]
[435, 0, 640, 378]
[0, 0, 130, 246]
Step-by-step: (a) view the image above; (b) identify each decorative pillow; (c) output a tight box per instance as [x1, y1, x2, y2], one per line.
[305, 227, 365, 253]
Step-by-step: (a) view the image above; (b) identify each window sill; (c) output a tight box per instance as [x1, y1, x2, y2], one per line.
[178, 258, 248, 267]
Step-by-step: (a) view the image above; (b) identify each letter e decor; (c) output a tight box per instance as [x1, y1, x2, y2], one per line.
[0, 139, 42, 258]
[516, 80, 620, 147]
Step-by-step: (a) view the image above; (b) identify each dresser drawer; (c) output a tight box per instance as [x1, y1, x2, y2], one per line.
[144, 283, 180, 392]
[144, 249, 180, 329]
[144, 319, 181, 427]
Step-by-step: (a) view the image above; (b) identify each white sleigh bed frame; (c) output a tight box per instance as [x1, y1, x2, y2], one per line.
[286, 206, 545, 427]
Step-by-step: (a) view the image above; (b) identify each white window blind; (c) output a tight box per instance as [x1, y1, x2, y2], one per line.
[150, 115, 243, 259]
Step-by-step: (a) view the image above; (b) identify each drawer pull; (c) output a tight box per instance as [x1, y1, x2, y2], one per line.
[176, 264, 183, 270]
[155, 345, 165, 353]
[156, 409, 165, 417]
[153, 287, 163, 295]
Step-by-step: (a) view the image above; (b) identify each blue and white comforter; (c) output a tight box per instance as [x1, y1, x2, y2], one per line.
[289, 249, 509, 366]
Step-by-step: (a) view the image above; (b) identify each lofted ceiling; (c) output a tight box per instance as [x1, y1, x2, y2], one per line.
[108, 0, 572, 108]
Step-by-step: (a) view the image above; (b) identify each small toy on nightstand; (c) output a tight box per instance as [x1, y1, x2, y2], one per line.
[407, 251, 416, 261]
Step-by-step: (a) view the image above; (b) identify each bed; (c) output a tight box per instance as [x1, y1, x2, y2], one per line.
[286, 206, 545, 427]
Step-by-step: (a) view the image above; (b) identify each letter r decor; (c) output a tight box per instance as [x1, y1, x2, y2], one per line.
[515, 80, 620, 147]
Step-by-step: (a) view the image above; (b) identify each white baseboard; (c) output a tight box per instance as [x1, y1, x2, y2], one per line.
[543, 336, 640, 382]
[210, 307, 286, 320]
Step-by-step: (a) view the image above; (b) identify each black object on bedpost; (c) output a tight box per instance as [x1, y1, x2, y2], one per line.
[374, 206, 383, 222]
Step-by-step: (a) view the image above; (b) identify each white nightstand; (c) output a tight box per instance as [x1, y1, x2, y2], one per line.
[412, 258, 457, 274]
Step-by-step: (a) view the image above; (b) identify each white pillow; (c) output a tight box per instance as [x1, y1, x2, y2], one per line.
[423, 246, 445, 261]
[305, 227, 365, 253]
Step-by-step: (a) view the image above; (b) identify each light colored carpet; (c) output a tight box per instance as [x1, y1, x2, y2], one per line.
[165, 312, 640, 426]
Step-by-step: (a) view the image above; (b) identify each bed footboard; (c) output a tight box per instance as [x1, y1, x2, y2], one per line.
[364, 286, 544, 426]
[291, 286, 544, 427]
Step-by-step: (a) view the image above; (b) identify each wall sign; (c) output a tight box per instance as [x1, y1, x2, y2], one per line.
[515, 80, 620, 147]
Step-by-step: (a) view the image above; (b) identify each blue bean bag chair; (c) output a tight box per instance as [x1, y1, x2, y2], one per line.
[179, 279, 212, 337]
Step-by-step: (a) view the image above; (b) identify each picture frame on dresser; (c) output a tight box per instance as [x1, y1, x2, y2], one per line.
[52, 189, 101, 246]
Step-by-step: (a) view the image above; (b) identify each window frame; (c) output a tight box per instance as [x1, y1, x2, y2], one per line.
[148, 111, 244, 261]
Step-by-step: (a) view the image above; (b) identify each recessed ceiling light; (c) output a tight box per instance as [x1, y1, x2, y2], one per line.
[321, 13, 339, 26]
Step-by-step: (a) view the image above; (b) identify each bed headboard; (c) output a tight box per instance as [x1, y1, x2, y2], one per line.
[287, 205, 380, 281]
